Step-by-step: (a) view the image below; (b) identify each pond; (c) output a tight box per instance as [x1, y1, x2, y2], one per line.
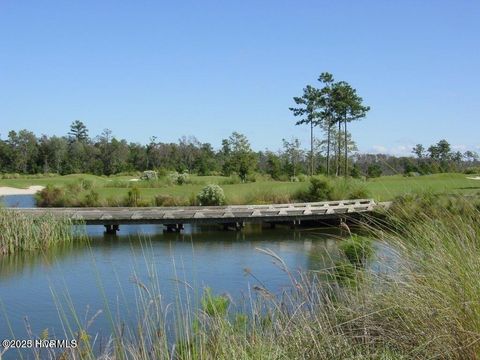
[0, 194, 389, 358]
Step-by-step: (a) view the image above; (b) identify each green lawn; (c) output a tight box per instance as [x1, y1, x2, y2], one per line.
[365, 173, 480, 201]
[1, 173, 479, 205]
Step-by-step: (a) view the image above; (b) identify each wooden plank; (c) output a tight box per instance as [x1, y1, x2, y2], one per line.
[3, 200, 381, 226]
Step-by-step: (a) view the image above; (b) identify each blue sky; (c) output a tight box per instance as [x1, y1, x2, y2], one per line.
[0, 0, 479, 155]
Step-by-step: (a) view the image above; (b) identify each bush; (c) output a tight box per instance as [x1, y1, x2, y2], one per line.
[36, 185, 65, 207]
[297, 176, 333, 202]
[297, 174, 308, 182]
[348, 186, 370, 199]
[367, 164, 382, 178]
[464, 167, 480, 175]
[140, 170, 158, 181]
[197, 184, 225, 206]
[350, 164, 362, 178]
[168, 171, 190, 185]
[65, 182, 82, 194]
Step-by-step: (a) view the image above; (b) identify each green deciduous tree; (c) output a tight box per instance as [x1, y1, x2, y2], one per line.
[221, 132, 257, 181]
[412, 144, 425, 158]
[282, 138, 303, 177]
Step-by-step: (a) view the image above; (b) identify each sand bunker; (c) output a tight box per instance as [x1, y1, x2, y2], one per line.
[466, 176, 480, 180]
[0, 185, 45, 196]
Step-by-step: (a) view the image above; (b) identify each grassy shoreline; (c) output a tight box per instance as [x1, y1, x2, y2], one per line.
[1, 172, 478, 207]
[0, 209, 77, 255]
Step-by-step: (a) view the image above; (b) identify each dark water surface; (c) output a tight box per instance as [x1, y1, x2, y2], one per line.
[0, 195, 386, 357]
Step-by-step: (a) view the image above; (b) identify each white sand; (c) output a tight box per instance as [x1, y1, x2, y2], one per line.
[0, 185, 45, 196]
[128, 178, 140, 182]
[467, 177, 480, 180]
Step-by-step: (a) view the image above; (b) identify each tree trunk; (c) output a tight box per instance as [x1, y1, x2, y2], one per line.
[336, 121, 341, 176]
[326, 121, 331, 176]
[310, 121, 314, 176]
[344, 117, 348, 178]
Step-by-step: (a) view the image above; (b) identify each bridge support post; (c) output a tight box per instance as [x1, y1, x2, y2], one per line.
[165, 224, 184, 233]
[223, 222, 244, 231]
[104, 224, 119, 235]
[291, 219, 301, 229]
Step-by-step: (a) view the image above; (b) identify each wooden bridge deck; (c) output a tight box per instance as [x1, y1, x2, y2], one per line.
[6, 199, 383, 232]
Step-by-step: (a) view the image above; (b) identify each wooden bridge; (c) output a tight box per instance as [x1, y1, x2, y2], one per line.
[7, 199, 384, 233]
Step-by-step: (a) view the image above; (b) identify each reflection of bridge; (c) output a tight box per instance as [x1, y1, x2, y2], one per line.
[8, 199, 387, 234]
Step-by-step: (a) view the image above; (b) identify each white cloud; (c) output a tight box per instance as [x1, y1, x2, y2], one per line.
[452, 144, 467, 151]
[371, 145, 388, 153]
[369, 144, 412, 156]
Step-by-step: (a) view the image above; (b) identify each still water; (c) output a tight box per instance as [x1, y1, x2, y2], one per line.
[0, 195, 377, 356]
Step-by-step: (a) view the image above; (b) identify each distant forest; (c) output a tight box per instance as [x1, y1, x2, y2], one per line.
[0, 120, 478, 179]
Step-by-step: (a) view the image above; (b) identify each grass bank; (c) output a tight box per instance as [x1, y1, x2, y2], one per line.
[1, 172, 479, 207]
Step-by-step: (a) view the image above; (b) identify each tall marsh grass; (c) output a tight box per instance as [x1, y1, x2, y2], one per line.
[0, 209, 75, 255]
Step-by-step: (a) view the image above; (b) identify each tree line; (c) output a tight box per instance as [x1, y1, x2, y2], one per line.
[0, 121, 477, 179]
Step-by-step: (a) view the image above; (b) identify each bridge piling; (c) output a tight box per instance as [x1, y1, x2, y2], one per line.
[104, 224, 119, 235]
[165, 223, 184, 233]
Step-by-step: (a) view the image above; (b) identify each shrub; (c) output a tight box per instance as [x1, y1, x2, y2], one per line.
[348, 186, 370, 199]
[464, 167, 480, 175]
[36, 185, 65, 207]
[297, 176, 333, 202]
[350, 164, 362, 178]
[197, 184, 225, 206]
[367, 164, 382, 178]
[140, 170, 158, 181]
[168, 171, 190, 185]
[297, 174, 308, 182]
[65, 182, 82, 194]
